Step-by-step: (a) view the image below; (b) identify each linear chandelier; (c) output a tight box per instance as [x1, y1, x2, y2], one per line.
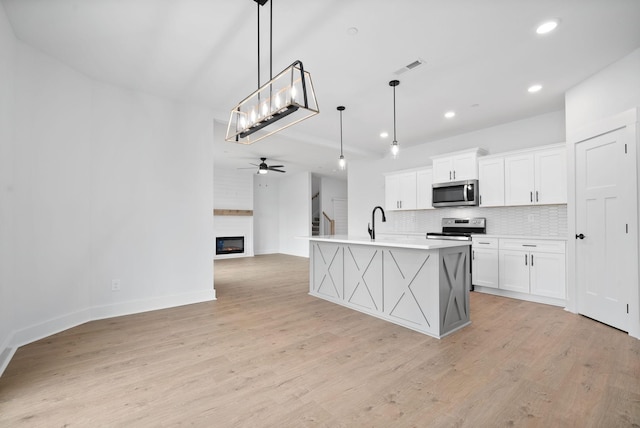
[226, 0, 319, 144]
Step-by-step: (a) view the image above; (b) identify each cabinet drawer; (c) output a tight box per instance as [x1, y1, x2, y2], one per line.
[499, 239, 565, 254]
[472, 237, 499, 249]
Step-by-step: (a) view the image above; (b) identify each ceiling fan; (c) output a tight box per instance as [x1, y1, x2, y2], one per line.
[241, 157, 286, 174]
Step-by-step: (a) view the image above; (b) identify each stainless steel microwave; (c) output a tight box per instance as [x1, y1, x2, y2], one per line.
[432, 179, 479, 207]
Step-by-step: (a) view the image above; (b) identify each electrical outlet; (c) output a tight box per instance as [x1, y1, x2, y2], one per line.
[527, 214, 535, 223]
[111, 279, 121, 291]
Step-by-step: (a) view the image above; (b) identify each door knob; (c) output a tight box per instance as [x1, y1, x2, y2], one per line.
[575, 233, 585, 239]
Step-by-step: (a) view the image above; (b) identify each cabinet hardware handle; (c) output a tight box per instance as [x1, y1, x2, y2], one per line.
[575, 233, 585, 239]
[478, 242, 490, 245]
[536, 191, 539, 202]
[449, 171, 452, 180]
[522, 244, 537, 247]
[525, 254, 528, 266]
[453, 170, 456, 180]
[531, 255, 534, 266]
[530, 191, 533, 202]
[479, 195, 482, 205]
[472, 250, 475, 260]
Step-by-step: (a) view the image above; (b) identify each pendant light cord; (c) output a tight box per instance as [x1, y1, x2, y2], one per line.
[257, 1, 260, 89]
[340, 110, 344, 155]
[393, 85, 397, 142]
[270, 0, 273, 81]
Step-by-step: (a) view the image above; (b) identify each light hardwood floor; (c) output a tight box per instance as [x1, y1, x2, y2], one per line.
[1, 254, 639, 427]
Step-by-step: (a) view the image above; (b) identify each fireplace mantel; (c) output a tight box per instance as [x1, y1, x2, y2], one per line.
[213, 209, 253, 216]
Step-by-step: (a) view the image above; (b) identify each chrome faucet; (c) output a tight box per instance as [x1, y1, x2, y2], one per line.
[368, 206, 386, 240]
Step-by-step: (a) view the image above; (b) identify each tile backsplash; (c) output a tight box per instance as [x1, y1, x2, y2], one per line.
[383, 204, 567, 237]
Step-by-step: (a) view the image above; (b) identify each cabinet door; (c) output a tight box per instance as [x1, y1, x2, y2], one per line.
[504, 153, 535, 206]
[385, 174, 401, 211]
[472, 248, 499, 288]
[478, 157, 505, 206]
[534, 148, 567, 204]
[452, 152, 478, 181]
[432, 157, 454, 183]
[530, 251, 566, 299]
[416, 169, 434, 209]
[499, 250, 530, 293]
[398, 172, 417, 210]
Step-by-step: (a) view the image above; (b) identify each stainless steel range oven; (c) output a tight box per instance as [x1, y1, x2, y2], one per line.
[426, 217, 486, 240]
[426, 218, 486, 290]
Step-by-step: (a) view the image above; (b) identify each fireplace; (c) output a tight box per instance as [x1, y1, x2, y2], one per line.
[216, 236, 245, 255]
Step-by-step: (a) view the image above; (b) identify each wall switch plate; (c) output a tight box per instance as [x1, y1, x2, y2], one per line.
[111, 279, 121, 291]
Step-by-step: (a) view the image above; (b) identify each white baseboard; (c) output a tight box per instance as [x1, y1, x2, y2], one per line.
[90, 289, 216, 321]
[473, 286, 566, 308]
[11, 308, 92, 348]
[0, 337, 17, 378]
[0, 288, 216, 378]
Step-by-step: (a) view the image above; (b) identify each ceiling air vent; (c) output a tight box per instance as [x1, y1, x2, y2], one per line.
[394, 58, 425, 75]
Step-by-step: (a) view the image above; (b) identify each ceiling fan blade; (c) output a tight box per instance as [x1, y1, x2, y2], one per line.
[268, 165, 284, 168]
[269, 168, 286, 173]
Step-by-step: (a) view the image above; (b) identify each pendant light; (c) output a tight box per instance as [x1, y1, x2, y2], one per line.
[389, 80, 400, 158]
[337, 106, 346, 170]
[225, 0, 319, 144]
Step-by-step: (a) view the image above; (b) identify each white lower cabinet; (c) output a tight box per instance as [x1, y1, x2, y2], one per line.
[499, 250, 532, 293]
[472, 238, 499, 288]
[472, 237, 566, 306]
[498, 239, 566, 300]
[529, 251, 566, 299]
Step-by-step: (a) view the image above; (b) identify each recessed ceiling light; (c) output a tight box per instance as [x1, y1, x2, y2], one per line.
[347, 27, 359, 36]
[444, 111, 456, 119]
[536, 19, 559, 35]
[380, 131, 389, 138]
[528, 84, 543, 93]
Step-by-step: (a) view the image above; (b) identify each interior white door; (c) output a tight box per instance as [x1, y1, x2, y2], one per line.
[575, 128, 629, 331]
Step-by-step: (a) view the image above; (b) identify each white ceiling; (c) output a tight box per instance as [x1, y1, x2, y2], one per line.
[3, 0, 640, 177]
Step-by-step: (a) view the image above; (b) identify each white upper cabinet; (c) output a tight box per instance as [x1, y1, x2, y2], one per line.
[504, 144, 566, 206]
[416, 168, 435, 209]
[534, 147, 567, 204]
[431, 148, 486, 183]
[385, 171, 417, 211]
[478, 157, 505, 207]
[504, 153, 536, 205]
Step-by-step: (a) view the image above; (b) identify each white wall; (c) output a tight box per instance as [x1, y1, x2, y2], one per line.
[214, 167, 253, 210]
[1, 9, 215, 375]
[319, 176, 347, 235]
[565, 48, 640, 338]
[566, 49, 640, 133]
[253, 174, 280, 255]
[348, 110, 566, 236]
[278, 172, 311, 257]
[0, 3, 16, 367]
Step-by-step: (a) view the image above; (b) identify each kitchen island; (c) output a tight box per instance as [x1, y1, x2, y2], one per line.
[308, 235, 471, 338]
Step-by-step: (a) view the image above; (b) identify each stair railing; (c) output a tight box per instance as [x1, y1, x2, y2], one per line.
[322, 211, 335, 236]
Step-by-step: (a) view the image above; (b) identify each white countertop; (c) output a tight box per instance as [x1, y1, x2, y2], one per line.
[473, 234, 568, 241]
[307, 235, 471, 250]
